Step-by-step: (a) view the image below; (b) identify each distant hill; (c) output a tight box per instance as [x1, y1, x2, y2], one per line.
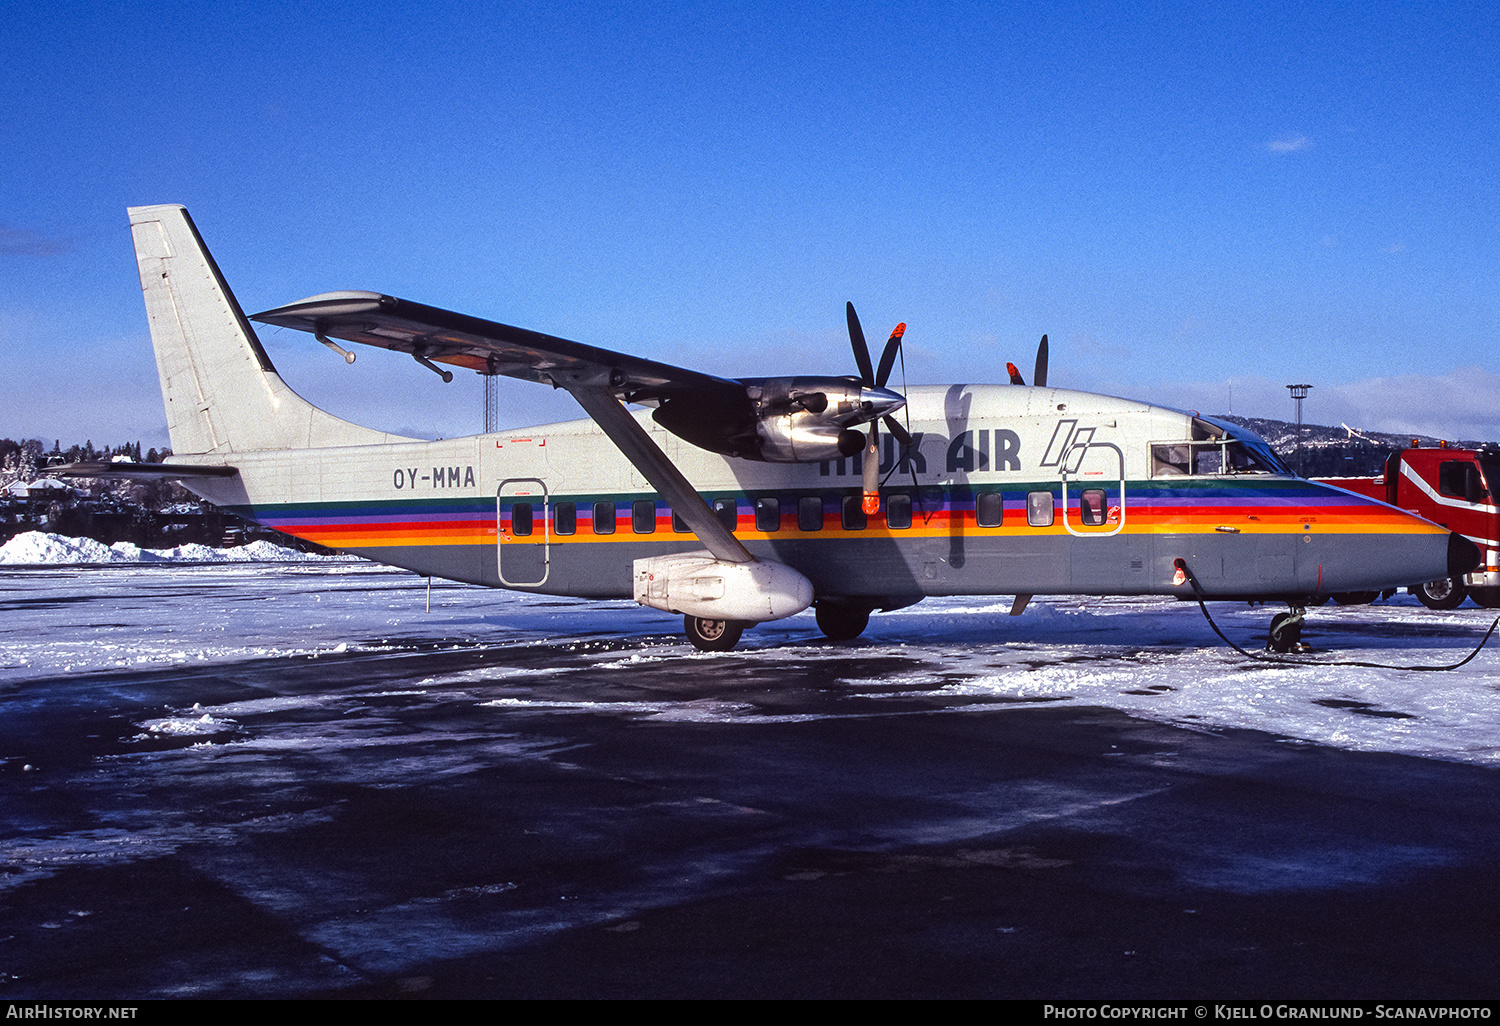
[1212, 415, 1491, 478]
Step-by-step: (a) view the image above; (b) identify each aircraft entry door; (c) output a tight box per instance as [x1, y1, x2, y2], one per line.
[498, 478, 549, 587]
[1059, 442, 1125, 538]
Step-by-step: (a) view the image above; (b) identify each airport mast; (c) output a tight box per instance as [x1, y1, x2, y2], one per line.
[1286, 383, 1312, 474]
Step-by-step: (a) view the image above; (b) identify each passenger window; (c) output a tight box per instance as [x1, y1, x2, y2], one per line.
[1027, 491, 1055, 527]
[713, 498, 738, 532]
[798, 496, 824, 532]
[841, 495, 867, 531]
[592, 501, 616, 535]
[511, 501, 533, 537]
[975, 491, 1003, 528]
[553, 501, 576, 536]
[632, 499, 656, 534]
[886, 493, 912, 530]
[754, 497, 780, 533]
[672, 510, 691, 533]
[1079, 489, 1107, 526]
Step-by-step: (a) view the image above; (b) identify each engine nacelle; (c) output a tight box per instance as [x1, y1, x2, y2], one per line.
[651, 376, 904, 464]
[746, 376, 903, 463]
[755, 415, 866, 463]
[633, 551, 814, 622]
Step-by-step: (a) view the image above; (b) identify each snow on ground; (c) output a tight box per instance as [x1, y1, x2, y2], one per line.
[1, 546, 1498, 766]
[0, 530, 353, 565]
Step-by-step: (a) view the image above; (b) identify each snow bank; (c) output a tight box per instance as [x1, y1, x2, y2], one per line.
[0, 531, 350, 565]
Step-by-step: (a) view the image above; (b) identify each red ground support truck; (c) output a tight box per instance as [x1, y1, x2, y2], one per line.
[1317, 442, 1500, 609]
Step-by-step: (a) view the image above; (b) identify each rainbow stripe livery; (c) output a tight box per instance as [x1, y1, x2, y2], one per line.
[121, 204, 1475, 649]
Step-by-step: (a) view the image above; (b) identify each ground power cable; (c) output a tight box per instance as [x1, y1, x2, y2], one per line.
[1173, 558, 1500, 672]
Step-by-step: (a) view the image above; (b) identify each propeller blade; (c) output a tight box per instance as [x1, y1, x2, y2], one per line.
[862, 423, 881, 514]
[1006, 362, 1025, 386]
[882, 414, 912, 449]
[846, 302, 874, 385]
[874, 323, 906, 387]
[1034, 334, 1048, 388]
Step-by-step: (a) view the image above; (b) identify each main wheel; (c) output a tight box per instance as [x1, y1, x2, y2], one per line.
[1470, 587, 1500, 609]
[1331, 591, 1379, 606]
[684, 616, 744, 652]
[1412, 577, 1467, 610]
[814, 602, 871, 641]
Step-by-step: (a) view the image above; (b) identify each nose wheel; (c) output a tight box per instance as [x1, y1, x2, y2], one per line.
[1267, 606, 1310, 653]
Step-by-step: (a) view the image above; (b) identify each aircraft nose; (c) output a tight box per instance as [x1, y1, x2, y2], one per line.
[1449, 532, 1481, 578]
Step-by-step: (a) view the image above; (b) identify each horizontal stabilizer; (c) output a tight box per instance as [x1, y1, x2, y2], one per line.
[51, 461, 239, 481]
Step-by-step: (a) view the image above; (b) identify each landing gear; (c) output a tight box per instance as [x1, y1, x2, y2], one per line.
[1331, 591, 1379, 606]
[1412, 577, 1467, 610]
[1266, 606, 1310, 653]
[814, 602, 871, 641]
[684, 616, 744, 652]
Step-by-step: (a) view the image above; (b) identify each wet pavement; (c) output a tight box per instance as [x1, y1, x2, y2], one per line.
[2, 567, 1499, 998]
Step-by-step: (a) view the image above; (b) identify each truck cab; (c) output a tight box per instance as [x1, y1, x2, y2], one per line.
[1318, 442, 1500, 609]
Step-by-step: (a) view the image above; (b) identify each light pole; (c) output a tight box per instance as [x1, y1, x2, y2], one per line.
[1286, 383, 1312, 475]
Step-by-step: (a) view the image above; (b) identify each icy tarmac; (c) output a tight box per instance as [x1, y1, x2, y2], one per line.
[3, 558, 1500, 997]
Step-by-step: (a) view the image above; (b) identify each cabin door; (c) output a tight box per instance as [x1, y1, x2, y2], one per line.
[497, 478, 550, 586]
[1060, 442, 1126, 538]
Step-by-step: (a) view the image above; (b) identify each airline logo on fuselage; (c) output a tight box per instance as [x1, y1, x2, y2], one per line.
[818, 424, 1101, 478]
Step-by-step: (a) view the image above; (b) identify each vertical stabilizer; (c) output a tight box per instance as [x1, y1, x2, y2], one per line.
[128, 204, 413, 453]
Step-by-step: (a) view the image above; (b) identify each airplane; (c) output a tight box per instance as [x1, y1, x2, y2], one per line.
[88, 203, 1477, 653]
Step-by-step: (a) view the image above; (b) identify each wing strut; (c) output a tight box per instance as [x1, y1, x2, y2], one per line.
[564, 386, 753, 565]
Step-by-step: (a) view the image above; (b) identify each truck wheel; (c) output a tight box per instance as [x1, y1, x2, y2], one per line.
[1470, 587, 1500, 609]
[1412, 577, 1467, 610]
[684, 616, 744, 652]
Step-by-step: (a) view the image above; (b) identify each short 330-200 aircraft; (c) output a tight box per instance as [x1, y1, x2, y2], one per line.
[100, 204, 1476, 651]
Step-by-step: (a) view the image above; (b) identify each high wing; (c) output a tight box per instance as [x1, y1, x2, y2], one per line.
[253, 290, 756, 564]
[251, 291, 908, 568]
[252, 291, 744, 408]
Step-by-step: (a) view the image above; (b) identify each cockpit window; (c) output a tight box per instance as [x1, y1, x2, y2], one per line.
[1152, 438, 1288, 478]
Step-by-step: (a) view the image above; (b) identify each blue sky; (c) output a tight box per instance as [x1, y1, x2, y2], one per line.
[3, 1, 1497, 449]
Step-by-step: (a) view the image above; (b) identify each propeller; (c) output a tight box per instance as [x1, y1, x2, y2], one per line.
[847, 302, 914, 514]
[1006, 335, 1050, 387]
